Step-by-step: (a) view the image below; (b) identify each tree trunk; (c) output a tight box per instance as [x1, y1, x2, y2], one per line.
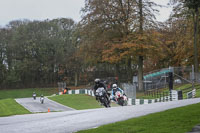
[115, 64, 121, 85]
[127, 58, 132, 83]
[138, 0, 144, 91]
[138, 56, 143, 91]
[74, 72, 79, 87]
[193, 8, 199, 79]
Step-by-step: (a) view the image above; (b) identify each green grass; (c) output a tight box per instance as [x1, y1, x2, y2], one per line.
[137, 83, 200, 100]
[78, 103, 200, 133]
[195, 89, 200, 97]
[0, 98, 31, 117]
[175, 84, 200, 91]
[0, 88, 58, 100]
[137, 95, 155, 99]
[49, 94, 103, 110]
[175, 84, 200, 99]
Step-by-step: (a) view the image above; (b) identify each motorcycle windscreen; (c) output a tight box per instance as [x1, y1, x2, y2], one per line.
[96, 87, 104, 96]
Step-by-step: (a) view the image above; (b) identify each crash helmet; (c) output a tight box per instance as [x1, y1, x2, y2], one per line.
[94, 78, 100, 84]
[112, 84, 117, 89]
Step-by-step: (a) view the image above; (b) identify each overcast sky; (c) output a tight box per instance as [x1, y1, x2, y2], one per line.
[0, 0, 172, 27]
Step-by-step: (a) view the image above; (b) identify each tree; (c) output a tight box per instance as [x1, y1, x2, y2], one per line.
[170, 0, 200, 76]
[0, 28, 8, 87]
[186, 0, 200, 75]
[80, 0, 160, 90]
[0, 18, 77, 88]
[138, 0, 144, 91]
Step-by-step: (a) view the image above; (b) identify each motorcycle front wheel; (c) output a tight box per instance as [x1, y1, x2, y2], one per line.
[118, 98, 124, 106]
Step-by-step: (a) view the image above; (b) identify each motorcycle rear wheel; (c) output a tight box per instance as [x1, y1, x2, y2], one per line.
[100, 96, 110, 108]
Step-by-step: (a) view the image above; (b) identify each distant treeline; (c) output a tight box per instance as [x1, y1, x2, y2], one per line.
[0, 0, 199, 89]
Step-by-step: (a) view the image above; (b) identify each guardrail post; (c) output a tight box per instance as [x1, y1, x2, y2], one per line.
[163, 92, 165, 102]
[170, 90, 172, 101]
[166, 92, 169, 101]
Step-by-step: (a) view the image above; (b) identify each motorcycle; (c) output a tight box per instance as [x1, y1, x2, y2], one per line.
[40, 96, 44, 104]
[95, 87, 110, 108]
[114, 91, 128, 106]
[33, 93, 36, 100]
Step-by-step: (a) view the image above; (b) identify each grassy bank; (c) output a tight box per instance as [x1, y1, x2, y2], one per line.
[49, 94, 103, 110]
[176, 84, 200, 99]
[49, 94, 119, 110]
[0, 99, 31, 117]
[137, 84, 200, 99]
[78, 103, 200, 133]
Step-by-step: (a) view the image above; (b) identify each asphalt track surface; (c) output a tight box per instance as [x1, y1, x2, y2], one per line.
[188, 124, 200, 133]
[1, 98, 200, 133]
[15, 97, 75, 113]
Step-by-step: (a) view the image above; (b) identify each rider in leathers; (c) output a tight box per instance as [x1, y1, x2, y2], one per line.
[110, 84, 124, 101]
[93, 78, 110, 105]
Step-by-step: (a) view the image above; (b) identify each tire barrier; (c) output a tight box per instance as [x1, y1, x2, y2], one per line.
[62, 89, 180, 106]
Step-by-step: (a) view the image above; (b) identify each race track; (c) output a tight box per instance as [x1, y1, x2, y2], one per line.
[1, 98, 200, 133]
[15, 97, 75, 113]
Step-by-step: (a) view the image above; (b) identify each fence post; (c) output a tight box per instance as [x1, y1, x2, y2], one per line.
[159, 93, 161, 102]
[156, 89, 158, 98]
[170, 90, 172, 101]
[166, 92, 169, 101]
[163, 92, 165, 102]
[169, 72, 173, 91]
[192, 89, 196, 98]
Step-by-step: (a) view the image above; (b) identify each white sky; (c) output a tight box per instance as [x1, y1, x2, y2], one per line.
[0, 0, 172, 27]
[153, 0, 172, 22]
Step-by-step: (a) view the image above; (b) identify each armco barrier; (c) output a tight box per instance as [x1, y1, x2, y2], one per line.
[64, 89, 191, 106]
[187, 89, 196, 99]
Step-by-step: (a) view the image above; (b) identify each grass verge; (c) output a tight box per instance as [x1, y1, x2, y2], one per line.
[78, 103, 200, 133]
[0, 88, 58, 100]
[0, 99, 31, 117]
[49, 94, 103, 110]
[137, 84, 200, 99]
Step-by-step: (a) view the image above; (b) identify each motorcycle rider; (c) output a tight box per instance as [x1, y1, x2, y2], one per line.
[110, 84, 124, 101]
[33, 92, 36, 100]
[40, 94, 44, 104]
[93, 78, 110, 105]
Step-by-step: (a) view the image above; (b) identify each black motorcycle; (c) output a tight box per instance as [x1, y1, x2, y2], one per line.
[96, 87, 110, 108]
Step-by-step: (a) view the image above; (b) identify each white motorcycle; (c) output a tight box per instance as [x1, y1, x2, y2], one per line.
[40, 95, 44, 104]
[33, 92, 36, 100]
[114, 91, 128, 106]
